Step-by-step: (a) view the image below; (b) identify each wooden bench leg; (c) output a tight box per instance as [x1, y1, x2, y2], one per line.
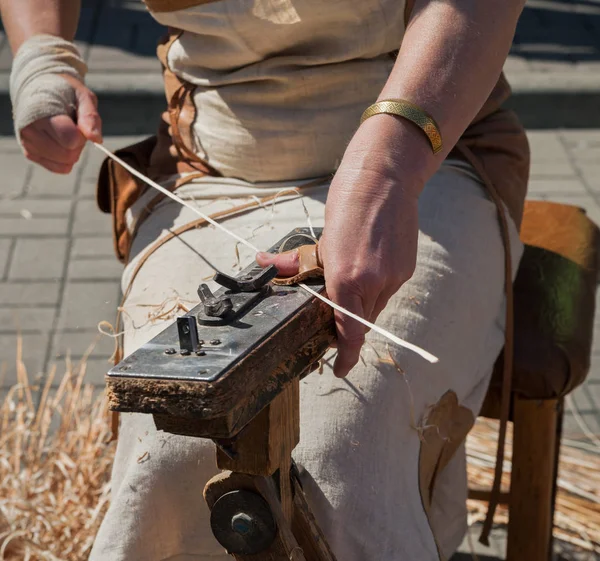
[507, 397, 560, 561]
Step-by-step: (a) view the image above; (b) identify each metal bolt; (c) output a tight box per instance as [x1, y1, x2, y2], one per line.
[198, 340, 205, 346]
[164, 348, 176, 355]
[242, 275, 253, 281]
[196, 350, 206, 356]
[198, 369, 208, 375]
[180, 349, 191, 356]
[210, 339, 221, 346]
[231, 513, 255, 536]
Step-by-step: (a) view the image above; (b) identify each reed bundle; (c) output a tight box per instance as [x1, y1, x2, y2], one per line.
[466, 418, 600, 555]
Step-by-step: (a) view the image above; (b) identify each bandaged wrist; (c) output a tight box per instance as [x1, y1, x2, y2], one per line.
[9, 34, 88, 141]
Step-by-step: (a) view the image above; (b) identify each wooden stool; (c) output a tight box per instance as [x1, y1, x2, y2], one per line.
[471, 201, 600, 560]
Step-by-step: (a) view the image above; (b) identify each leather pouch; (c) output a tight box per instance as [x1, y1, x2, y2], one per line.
[96, 135, 158, 263]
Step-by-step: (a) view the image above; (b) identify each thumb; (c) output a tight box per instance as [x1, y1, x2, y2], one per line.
[75, 85, 102, 143]
[256, 250, 300, 277]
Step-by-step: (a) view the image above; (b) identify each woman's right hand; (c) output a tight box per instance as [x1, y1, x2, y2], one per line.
[20, 74, 103, 174]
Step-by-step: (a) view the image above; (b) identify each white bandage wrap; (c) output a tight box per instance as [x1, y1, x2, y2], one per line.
[9, 34, 88, 142]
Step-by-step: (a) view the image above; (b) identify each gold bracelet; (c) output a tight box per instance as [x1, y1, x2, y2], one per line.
[360, 99, 443, 155]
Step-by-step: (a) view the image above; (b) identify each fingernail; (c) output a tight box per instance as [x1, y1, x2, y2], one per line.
[256, 251, 273, 261]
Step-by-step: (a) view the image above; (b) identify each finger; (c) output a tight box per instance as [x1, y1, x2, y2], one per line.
[75, 87, 103, 143]
[256, 250, 300, 277]
[368, 292, 390, 325]
[24, 151, 73, 174]
[42, 115, 86, 151]
[21, 126, 82, 165]
[329, 290, 367, 378]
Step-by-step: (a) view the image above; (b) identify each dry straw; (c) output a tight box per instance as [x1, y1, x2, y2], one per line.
[0, 341, 115, 561]
[1, 342, 599, 559]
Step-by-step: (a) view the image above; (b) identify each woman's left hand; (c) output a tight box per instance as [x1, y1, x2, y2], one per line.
[257, 116, 429, 377]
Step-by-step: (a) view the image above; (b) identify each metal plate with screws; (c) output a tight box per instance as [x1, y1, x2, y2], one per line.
[106, 228, 323, 384]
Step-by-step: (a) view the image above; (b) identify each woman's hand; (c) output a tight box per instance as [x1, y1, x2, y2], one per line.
[258, 115, 430, 377]
[20, 74, 102, 174]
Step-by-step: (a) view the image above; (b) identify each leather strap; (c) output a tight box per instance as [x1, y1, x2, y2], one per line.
[168, 82, 220, 174]
[454, 140, 514, 545]
[272, 243, 324, 285]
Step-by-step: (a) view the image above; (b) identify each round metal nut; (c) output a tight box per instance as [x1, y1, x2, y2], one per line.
[209, 490, 277, 555]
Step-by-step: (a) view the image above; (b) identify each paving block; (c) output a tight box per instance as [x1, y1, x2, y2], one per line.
[529, 160, 576, 178]
[527, 178, 587, 196]
[578, 165, 600, 191]
[0, 30, 11, 72]
[564, 384, 600, 438]
[503, 55, 530, 73]
[71, 236, 116, 259]
[46, 356, 111, 388]
[0, 308, 55, 334]
[526, 131, 570, 162]
[565, 145, 600, 164]
[561, 130, 600, 147]
[0, 150, 30, 198]
[57, 281, 120, 331]
[68, 258, 124, 281]
[76, 357, 112, 387]
[0, 281, 60, 306]
[0, 332, 51, 388]
[51, 329, 116, 360]
[72, 199, 113, 235]
[26, 164, 81, 197]
[0, 199, 71, 216]
[9, 238, 69, 280]
[0, 238, 12, 278]
[0, 218, 69, 236]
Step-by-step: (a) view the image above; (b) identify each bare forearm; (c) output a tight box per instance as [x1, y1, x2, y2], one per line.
[356, 0, 525, 191]
[0, 0, 80, 52]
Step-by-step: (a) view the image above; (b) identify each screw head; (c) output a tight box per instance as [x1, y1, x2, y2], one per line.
[231, 513, 254, 536]
[180, 349, 191, 356]
[196, 350, 206, 356]
[210, 339, 221, 346]
[164, 348, 176, 355]
[198, 369, 209, 375]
